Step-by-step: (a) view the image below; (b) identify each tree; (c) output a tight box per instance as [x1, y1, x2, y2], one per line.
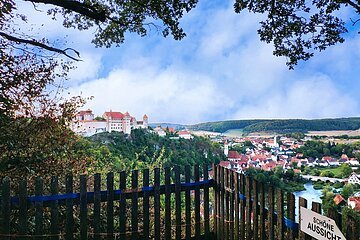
[2, 1, 359, 68]
[0, 2, 89, 175]
[341, 184, 354, 199]
[1, 0, 198, 59]
[0, 41, 88, 172]
[234, 0, 357, 68]
[339, 163, 353, 178]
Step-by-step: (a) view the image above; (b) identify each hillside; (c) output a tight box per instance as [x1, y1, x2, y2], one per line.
[85, 129, 223, 172]
[188, 118, 360, 134]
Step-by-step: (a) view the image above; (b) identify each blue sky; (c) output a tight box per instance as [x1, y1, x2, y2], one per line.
[17, 1, 360, 124]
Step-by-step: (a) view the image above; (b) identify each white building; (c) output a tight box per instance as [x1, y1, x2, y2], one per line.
[72, 109, 148, 136]
[347, 172, 360, 185]
[178, 130, 193, 139]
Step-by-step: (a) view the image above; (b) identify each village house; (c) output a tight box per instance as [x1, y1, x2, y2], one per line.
[347, 196, 360, 211]
[347, 172, 360, 185]
[177, 130, 193, 139]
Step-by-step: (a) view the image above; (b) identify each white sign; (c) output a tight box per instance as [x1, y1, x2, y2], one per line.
[300, 207, 346, 240]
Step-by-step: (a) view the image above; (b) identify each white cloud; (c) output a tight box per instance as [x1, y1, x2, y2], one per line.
[67, 53, 102, 84]
[12, 0, 360, 123]
[69, 62, 231, 124]
[233, 75, 358, 119]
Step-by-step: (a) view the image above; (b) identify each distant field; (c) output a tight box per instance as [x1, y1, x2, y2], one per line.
[223, 129, 244, 137]
[306, 130, 360, 137]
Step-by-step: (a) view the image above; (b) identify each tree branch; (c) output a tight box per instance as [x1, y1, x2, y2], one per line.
[341, 0, 360, 13]
[23, 0, 106, 22]
[0, 31, 81, 61]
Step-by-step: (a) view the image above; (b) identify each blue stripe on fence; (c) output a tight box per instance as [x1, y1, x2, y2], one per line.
[238, 193, 246, 201]
[9, 179, 213, 205]
[238, 192, 298, 231]
[284, 217, 299, 231]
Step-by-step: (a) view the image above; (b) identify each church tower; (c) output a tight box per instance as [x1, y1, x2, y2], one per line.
[224, 140, 229, 157]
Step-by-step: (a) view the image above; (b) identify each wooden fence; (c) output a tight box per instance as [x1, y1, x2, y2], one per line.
[0, 164, 358, 239]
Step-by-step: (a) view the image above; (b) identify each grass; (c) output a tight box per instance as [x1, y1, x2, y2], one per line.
[312, 166, 344, 177]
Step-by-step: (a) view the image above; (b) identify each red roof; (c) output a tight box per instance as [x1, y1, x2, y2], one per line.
[219, 161, 230, 168]
[178, 130, 191, 135]
[228, 151, 241, 159]
[348, 197, 360, 210]
[104, 111, 124, 119]
[78, 109, 93, 116]
[252, 155, 267, 162]
[333, 194, 345, 205]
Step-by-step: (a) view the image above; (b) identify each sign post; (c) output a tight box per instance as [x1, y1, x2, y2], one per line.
[300, 207, 346, 240]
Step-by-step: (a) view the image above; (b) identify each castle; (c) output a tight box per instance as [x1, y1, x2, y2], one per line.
[72, 109, 148, 136]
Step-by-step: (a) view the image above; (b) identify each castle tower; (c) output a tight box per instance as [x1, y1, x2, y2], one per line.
[124, 112, 131, 134]
[143, 114, 148, 128]
[224, 140, 229, 157]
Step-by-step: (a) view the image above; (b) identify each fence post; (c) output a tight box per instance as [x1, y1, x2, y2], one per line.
[268, 185, 275, 240]
[216, 165, 221, 240]
[229, 170, 234, 240]
[259, 182, 265, 240]
[276, 188, 284, 240]
[80, 175, 88, 240]
[131, 170, 139, 240]
[65, 175, 74, 240]
[119, 171, 127, 240]
[174, 166, 181, 240]
[203, 164, 210, 239]
[311, 202, 321, 240]
[93, 173, 101, 240]
[185, 165, 191, 240]
[345, 214, 358, 240]
[35, 177, 44, 237]
[234, 171, 239, 240]
[327, 207, 341, 232]
[154, 168, 161, 240]
[50, 176, 59, 240]
[142, 169, 150, 240]
[107, 172, 114, 240]
[165, 167, 172, 240]
[0, 177, 10, 240]
[245, 175, 252, 240]
[287, 192, 296, 240]
[239, 174, 245, 240]
[194, 165, 201, 239]
[298, 197, 310, 240]
[220, 166, 225, 239]
[19, 179, 28, 239]
[224, 168, 229, 240]
[253, 180, 259, 240]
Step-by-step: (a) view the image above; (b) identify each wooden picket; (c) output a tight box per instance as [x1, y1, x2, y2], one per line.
[0, 165, 358, 239]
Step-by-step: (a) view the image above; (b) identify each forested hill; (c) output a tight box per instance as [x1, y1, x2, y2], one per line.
[84, 129, 223, 172]
[188, 118, 360, 133]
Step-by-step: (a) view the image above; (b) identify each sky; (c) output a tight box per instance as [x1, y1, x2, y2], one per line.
[15, 1, 360, 124]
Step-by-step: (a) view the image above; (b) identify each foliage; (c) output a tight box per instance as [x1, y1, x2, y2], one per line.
[0, 0, 198, 59]
[246, 167, 306, 192]
[341, 184, 354, 199]
[296, 140, 359, 159]
[188, 118, 360, 133]
[0, 1, 88, 177]
[0, 39, 88, 169]
[84, 129, 224, 173]
[321, 185, 337, 215]
[320, 170, 334, 178]
[234, 0, 354, 68]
